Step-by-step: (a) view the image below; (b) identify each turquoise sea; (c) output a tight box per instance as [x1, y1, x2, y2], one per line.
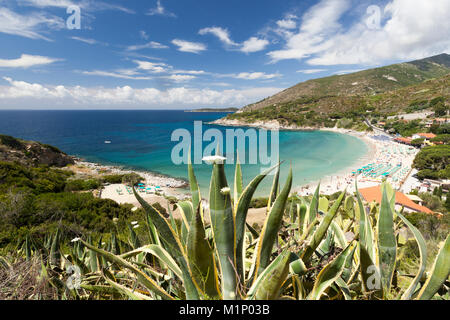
[0, 110, 368, 195]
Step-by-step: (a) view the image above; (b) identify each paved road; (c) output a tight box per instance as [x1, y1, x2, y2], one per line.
[364, 119, 394, 138]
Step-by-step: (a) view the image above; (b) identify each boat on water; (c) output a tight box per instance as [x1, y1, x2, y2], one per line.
[104, 140, 112, 144]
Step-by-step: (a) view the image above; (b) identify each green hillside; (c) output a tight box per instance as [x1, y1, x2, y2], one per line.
[240, 53, 450, 111]
[225, 54, 450, 129]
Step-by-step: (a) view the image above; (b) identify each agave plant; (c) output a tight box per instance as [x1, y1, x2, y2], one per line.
[5, 156, 448, 300]
[354, 182, 450, 300]
[71, 155, 366, 300]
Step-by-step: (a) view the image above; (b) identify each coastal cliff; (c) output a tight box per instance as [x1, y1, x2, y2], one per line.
[0, 134, 74, 167]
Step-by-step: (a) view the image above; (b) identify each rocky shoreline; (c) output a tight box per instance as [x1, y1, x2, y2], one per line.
[210, 118, 322, 131]
[70, 158, 189, 189]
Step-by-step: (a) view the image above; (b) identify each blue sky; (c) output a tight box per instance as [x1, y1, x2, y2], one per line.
[0, 0, 449, 109]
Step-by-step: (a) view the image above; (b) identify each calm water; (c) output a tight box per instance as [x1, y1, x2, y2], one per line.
[0, 110, 368, 195]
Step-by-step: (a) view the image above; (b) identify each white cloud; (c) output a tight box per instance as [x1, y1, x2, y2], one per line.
[20, 0, 77, 8]
[20, 0, 135, 13]
[198, 27, 237, 46]
[0, 54, 61, 68]
[0, 7, 65, 40]
[276, 15, 297, 29]
[172, 69, 206, 75]
[199, 26, 269, 53]
[167, 74, 196, 83]
[70, 36, 100, 45]
[80, 70, 152, 80]
[268, 0, 450, 66]
[140, 30, 149, 40]
[241, 37, 270, 53]
[133, 60, 168, 73]
[234, 72, 281, 80]
[297, 69, 327, 74]
[147, 0, 176, 18]
[0, 77, 283, 108]
[126, 41, 169, 51]
[171, 39, 207, 54]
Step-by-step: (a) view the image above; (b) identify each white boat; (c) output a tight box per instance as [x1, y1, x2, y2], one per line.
[104, 140, 112, 144]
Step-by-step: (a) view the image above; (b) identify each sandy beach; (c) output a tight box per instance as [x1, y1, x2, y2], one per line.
[68, 160, 189, 198]
[296, 128, 421, 196]
[212, 118, 421, 196]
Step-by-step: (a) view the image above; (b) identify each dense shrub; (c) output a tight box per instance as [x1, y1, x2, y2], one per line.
[64, 179, 101, 192]
[250, 197, 269, 208]
[413, 145, 450, 180]
[0, 162, 71, 194]
[0, 135, 24, 150]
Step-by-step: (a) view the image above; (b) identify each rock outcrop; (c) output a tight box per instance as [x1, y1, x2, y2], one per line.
[0, 135, 74, 167]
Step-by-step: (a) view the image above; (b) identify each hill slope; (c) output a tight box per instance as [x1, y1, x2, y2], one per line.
[0, 134, 74, 167]
[241, 53, 450, 113]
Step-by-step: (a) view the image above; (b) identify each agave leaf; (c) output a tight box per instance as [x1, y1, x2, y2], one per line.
[377, 183, 397, 297]
[25, 236, 31, 261]
[297, 202, 307, 235]
[396, 211, 427, 300]
[355, 182, 379, 295]
[344, 196, 355, 219]
[111, 232, 120, 255]
[267, 162, 280, 210]
[308, 184, 320, 225]
[50, 230, 60, 268]
[289, 258, 307, 276]
[103, 272, 152, 300]
[146, 213, 160, 246]
[188, 151, 201, 214]
[330, 221, 348, 249]
[87, 236, 99, 272]
[81, 284, 119, 295]
[234, 164, 278, 284]
[289, 200, 296, 224]
[335, 277, 352, 300]
[417, 235, 450, 300]
[308, 242, 354, 300]
[128, 224, 141, 250]
[166, 201, 179, 237]
[120, 244, 183, 280]
[246, 222, 260, 239]
[133, 188, 200, 300]
[177, 201, 194, 245]
[254, 166, 292, 277]
[79, 239, 174, 300]
[234, 154, 243, 206]
[187, 204, 221, 299]
[301, 190, 346, 263]
[247, 251, 295, 300]
[317, 230, 335, 257]
[209, 161, 238, 300]
[318, 197, 329, 213]
[341, 243, 357, 283]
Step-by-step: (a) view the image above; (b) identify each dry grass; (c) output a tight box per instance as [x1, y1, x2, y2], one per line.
[0, 255, 59, 300]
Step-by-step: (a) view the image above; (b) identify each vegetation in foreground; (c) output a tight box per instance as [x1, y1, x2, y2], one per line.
[1, 157, 448, 300]
[0, 160, 149, 247]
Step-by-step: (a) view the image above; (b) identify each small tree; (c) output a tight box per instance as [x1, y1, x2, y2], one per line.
[434, 102, 449, 117]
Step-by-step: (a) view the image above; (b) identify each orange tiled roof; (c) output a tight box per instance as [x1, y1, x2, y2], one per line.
[358, 186, 433, 214]
[417, 133, 436, 139]
[395, 137, 412, 144]
[433, 118, 449, 122]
